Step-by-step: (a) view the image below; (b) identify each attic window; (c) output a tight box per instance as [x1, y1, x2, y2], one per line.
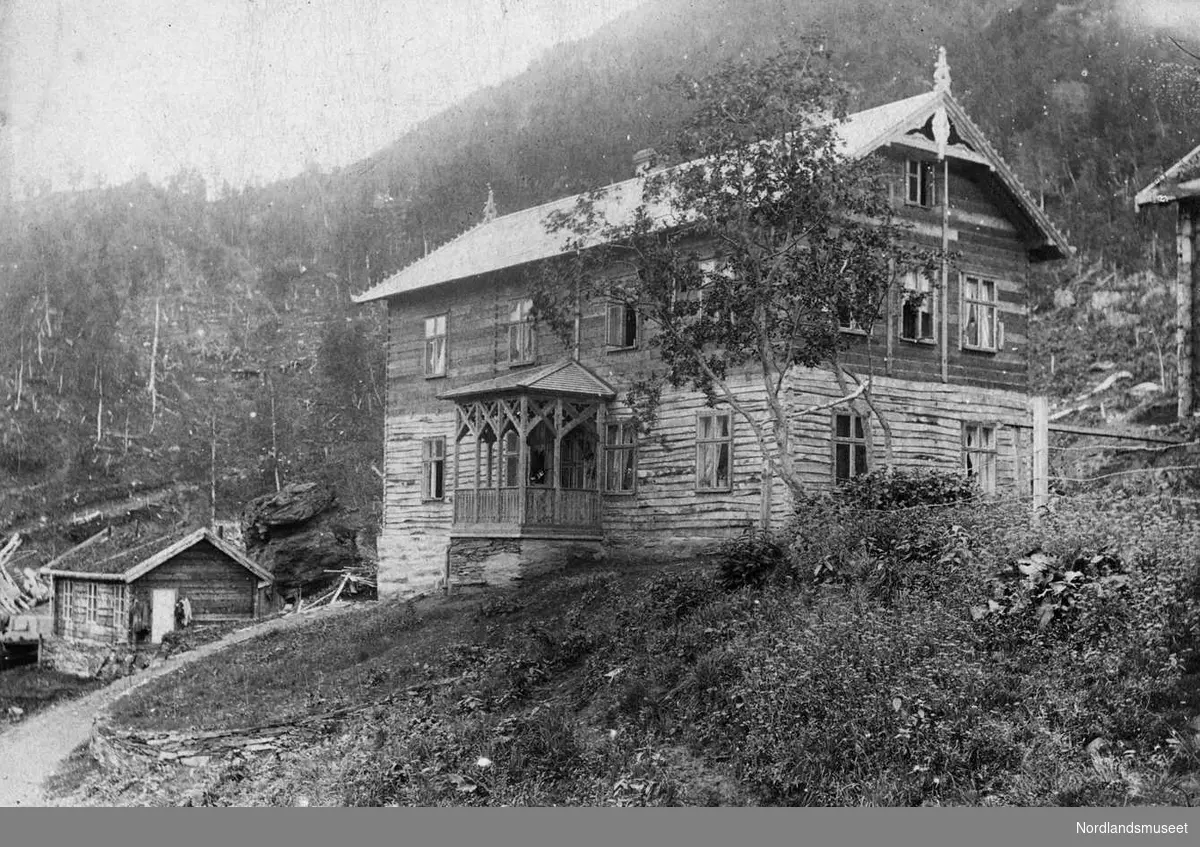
[906, 159, 936, 207]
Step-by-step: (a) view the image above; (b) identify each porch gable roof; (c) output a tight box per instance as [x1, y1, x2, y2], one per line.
[438, 360, 617, 402]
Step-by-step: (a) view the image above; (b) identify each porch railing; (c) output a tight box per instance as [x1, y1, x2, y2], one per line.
[453, 487, 601, 531]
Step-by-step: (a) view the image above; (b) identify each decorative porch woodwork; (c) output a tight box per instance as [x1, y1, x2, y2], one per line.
[441, 361, 615, 538]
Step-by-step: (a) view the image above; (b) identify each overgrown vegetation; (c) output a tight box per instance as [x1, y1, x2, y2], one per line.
[66, 483, 1200, 807]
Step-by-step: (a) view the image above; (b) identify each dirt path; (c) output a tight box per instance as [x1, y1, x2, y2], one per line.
[0, 602, 361, 807]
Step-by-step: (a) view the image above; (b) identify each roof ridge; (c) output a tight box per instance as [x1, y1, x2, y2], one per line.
[354, 89, 1068, 303]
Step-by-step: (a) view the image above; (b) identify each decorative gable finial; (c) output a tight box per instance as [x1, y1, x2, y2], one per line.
[482, 183, 497, 223]
[933, 47, 951, 95]
[932, 47, 952, 160]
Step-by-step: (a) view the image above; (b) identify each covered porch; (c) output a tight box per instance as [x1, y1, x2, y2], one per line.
[441, 361, 616, 538]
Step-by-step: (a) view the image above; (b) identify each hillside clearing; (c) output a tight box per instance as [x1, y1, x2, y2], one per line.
[48, 493, 1200, 807]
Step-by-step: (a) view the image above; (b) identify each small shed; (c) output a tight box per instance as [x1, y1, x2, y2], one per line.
[46, 526, 275, 648]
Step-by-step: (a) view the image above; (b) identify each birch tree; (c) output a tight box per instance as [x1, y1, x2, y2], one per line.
[534, 47, 938, 500]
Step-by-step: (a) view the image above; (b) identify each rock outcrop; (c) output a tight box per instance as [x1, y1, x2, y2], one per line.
[240, 482, 370, 596]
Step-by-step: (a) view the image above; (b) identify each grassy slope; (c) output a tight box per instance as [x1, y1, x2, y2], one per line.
[54, 497, 1200, 806]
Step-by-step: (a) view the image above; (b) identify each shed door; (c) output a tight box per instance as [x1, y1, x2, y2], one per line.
[150, 588, 177, 644]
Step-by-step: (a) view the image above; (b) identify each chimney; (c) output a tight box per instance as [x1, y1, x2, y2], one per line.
[632, 147, 658, 177]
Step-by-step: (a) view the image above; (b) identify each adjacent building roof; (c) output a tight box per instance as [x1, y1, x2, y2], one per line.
[1135, 141, 1200, 208]
[353, 89, 1070, 305]
[46, 526, 272, 586]
[439, 359, 617, 401]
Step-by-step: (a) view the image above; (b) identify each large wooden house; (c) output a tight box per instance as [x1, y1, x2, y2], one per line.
[353, 72, 1070, 599]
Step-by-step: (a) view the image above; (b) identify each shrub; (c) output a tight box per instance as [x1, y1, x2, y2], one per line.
[714, 530, 790, 591]
[835, 469, 978, 510]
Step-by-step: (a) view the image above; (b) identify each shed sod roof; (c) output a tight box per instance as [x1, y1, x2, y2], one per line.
[46, 527, 272, 586]
[352, 89, 1070, 305]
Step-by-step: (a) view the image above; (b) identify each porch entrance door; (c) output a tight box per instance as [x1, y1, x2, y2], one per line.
[150, 588, 177, 644]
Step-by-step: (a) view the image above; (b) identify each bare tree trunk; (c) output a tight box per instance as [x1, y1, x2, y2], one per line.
[94, 364, 103, 446]
[148, 296, 160, 421]
[270, 378, 281, 493]
[210, 408, 217, 526]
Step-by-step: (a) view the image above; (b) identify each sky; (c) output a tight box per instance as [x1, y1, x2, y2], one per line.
[7, 0, 646, 196]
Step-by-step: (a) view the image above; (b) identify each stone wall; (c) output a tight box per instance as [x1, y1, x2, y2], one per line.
[90, 705, 361, 771]
[448, 537, 603, 588]
[41, 637, 138, 679]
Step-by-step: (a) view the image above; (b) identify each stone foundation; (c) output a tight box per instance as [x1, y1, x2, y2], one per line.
[41, 637, 139, 680]
[448, 537, 604, 588]
[376, 527, 450, 599]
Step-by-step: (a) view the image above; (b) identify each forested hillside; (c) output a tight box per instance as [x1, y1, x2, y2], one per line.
[2, 0, 1199, 552]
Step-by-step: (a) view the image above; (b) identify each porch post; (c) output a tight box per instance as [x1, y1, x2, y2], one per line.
[596, 403, 606, 493]
[452, 408, 462, 525]
[518, 394, 528, 526]
[473, 429, 481, 524]
[552, 397, 564, 523]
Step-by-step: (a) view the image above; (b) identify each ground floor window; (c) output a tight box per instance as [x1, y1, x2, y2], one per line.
[422, 437, 445, 500]
[963, 423, 997, 493]
[696, 411, 733, 491]
[604, 420, 637, 493]
[833, 411, 869, 482]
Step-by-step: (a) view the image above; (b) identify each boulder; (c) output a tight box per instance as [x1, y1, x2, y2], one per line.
[241, 482, 336, 541]
[240, 482, 366, 594]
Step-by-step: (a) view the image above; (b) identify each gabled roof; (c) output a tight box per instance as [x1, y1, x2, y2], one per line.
[439, 359, 616, 401]
[1136, 142, 1200, 207]
[46, 527, 272, 586]
[353, 89, 1070, 305]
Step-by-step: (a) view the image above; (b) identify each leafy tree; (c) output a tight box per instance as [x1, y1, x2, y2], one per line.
[534, 47, 937, 501]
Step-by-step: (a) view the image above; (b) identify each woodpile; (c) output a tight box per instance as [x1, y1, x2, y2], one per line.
[292, 564, 377, 613]
[0, 535, 51, 626]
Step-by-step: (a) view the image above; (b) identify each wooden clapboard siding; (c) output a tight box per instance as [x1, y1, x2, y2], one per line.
[602, 374, 792, 538]
[53, 578, 127, 645]
[132, 542, 257, 620]
[378, 408, 456, 596]
[597, 367, 1030, 546]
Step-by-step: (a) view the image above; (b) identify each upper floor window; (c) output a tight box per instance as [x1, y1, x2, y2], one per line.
[837, 283, 869, 334]
[900, 270, 936, 343]
[603, 420, 637, 493]
[508, 299, 536, 365]
[833, 412, 869, 482]
[696, 411, 733, 492]
[963, 423, 997, 494]
[606, 302, 639, 350]
[962, 275, 1000, 352]
[421, 437, 446, 501]
[424, 314, 447, 377]
[906, 159, 936, 207]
